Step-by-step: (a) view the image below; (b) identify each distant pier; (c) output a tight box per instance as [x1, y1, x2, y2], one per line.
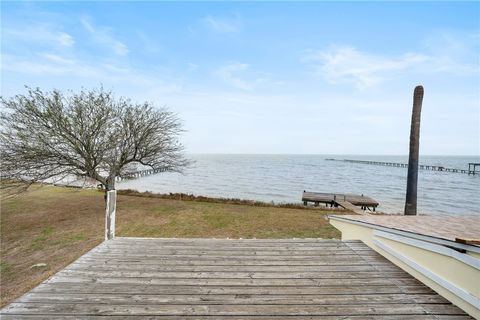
[53, 168, 169, 189]
[326, 159, 479, 175]
[115, 167, 168, 182]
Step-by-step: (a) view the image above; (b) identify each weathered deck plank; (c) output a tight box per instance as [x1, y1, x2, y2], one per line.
[2, 303, 465, 316]
[16, 293, 449, 304]
[1, 237, 472, 318]
[0, 316, 474, 320]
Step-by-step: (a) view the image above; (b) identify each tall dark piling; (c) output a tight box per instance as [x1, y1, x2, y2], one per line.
[404, 85, 424, 215]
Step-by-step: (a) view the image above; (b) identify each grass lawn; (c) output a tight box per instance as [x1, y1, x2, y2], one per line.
[0, 185, 341, 307]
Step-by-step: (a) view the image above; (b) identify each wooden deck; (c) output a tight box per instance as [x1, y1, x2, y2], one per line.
[1, 237, 472, 319]
[302, 191, 378, 213]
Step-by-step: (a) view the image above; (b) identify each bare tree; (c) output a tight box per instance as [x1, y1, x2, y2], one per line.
[1, 87, 189, 237]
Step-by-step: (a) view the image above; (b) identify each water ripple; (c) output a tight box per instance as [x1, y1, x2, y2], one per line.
[118, 154, 480, 215]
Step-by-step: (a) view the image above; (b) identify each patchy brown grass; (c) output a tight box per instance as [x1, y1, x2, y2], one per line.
[1, 186, 104, 308]
[1, 185, 341, 307]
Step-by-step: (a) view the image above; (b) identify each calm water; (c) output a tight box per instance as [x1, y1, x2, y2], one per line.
[118, 154, 480, 215]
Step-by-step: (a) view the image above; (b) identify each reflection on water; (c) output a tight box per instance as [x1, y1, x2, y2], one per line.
[118, 154, 480, 215]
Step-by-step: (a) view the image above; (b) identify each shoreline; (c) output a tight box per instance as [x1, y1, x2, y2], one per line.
[29, 181, 350, 212]
[117, 189, 347, 212]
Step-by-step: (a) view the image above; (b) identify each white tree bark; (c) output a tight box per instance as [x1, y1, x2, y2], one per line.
[105, 190, 117, 240]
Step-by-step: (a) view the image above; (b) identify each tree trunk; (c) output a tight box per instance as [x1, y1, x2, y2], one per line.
[105, 176, 116, 240]
[404, 85, 424, 215]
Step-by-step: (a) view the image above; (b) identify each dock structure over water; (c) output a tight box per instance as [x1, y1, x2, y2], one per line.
[302, 191, 378, 214]
[53, 168, 169, 189]
[1, 237, 472, 319]
[326, 158, 478, 174]
[115, 167, 169, 182]
[468, 163, 480, 175]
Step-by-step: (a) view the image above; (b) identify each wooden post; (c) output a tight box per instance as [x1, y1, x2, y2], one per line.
[404, 85, 424, 215]
[105, 190, 117, 240]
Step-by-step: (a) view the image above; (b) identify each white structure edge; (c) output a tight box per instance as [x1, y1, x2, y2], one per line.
[373, 238, 480, 309]
[328, 216, 480, 254]
[373, 230, 480, 270]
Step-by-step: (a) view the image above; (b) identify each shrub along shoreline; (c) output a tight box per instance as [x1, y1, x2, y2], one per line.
[117, 189, 347, 210]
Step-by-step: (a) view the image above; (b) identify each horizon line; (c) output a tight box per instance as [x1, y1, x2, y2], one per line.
[185, 153, 480, 157]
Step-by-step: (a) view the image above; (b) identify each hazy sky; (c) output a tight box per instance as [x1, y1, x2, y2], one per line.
[1, 2, 479, 155]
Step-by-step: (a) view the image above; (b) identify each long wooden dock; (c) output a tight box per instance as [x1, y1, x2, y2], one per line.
[302, 191, 379, 213]
[52, 168, 169, 189]
[115, 167, 169, 182]
[1, 237, 471, 319]
[326, 158, 479, 174]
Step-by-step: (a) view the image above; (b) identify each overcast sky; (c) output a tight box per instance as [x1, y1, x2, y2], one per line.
[1, 2, 479, 155]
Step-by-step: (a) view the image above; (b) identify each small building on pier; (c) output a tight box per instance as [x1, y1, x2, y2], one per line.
[468, 163, 479, 175]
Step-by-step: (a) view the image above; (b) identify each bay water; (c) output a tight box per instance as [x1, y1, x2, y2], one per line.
[118, 154, 479, 215]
